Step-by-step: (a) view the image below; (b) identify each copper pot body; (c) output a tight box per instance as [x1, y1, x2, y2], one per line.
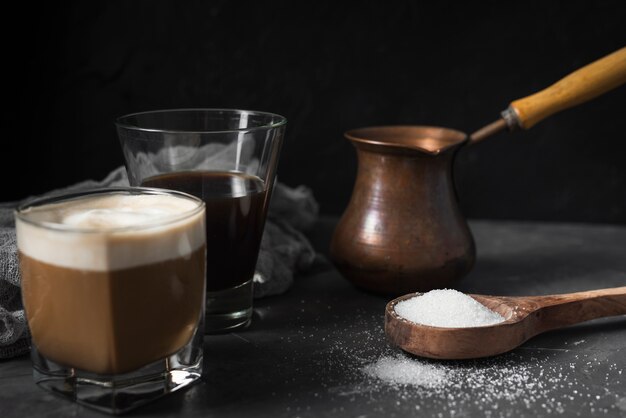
[330, 126, 475, 296]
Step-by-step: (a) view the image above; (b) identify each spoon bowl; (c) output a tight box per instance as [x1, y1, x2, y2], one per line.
[385, 286, 626, 360]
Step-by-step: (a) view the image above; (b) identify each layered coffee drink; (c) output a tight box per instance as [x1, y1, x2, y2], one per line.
[16, 190, 206, 375]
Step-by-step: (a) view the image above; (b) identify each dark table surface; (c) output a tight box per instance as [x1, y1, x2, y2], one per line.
[1, 217, 625, 417]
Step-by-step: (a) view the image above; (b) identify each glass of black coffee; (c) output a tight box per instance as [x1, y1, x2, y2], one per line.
[116, 109, 286, 333]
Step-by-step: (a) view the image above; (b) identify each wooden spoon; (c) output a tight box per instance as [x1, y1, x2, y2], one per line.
[384, 286, 626, 360]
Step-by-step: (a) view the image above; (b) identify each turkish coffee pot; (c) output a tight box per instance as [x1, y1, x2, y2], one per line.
[331, 47, 626, 295]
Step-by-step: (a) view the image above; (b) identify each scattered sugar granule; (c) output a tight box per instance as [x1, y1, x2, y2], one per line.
[362, 354, 451, 388]
[394, 289, 506, 328]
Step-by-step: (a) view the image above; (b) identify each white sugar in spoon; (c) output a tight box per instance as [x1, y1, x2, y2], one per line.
[385, 287, 626, 360]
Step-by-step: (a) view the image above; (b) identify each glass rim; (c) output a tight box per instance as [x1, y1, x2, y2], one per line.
[115, 108, 287, 134]
[15, 187, 205, 234]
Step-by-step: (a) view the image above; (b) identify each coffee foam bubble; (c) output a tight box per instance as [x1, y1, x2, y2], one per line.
[16, 193, 206, 271]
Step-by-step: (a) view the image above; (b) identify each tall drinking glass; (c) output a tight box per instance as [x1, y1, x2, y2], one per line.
[116, 109, 286, 333]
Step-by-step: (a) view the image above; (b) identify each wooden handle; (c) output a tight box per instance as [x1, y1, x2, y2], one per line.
[527, 286, 626, 334]
[509, 47, 626, 129]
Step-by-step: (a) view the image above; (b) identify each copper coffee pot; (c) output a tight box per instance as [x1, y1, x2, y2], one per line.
[331, 47, 626, 296]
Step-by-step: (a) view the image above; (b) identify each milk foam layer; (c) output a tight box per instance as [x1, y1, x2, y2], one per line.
[16, 193, 205, 271]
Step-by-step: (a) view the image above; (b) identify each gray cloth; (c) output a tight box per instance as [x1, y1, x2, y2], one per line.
[0, 166, 318, 359]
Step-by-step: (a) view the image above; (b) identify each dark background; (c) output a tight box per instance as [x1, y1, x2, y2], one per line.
[5, 1, 626, 223]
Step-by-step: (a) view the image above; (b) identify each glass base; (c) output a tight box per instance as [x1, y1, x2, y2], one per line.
[205, 279, 253, 333]
[31, 331, 203, 415]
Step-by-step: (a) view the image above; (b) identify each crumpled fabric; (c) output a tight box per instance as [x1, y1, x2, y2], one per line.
[0, 166, 319, 358]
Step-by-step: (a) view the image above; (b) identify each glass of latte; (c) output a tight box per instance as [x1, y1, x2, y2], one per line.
[15, 187, 206, 414]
